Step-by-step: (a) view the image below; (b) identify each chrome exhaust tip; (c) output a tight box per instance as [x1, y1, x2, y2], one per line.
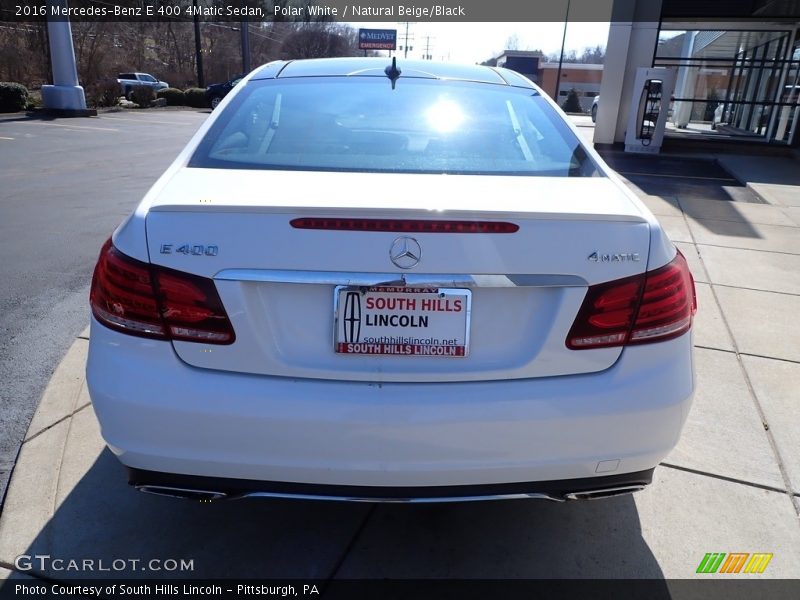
[136, 485, 228, 502]
[563, 485, 646, 501]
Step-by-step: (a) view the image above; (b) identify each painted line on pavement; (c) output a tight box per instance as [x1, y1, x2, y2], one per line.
[18, 121, 119, 132]
[101, 115, 202, 126]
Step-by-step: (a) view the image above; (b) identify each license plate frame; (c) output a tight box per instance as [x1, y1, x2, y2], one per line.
[333, 286, 472, 358]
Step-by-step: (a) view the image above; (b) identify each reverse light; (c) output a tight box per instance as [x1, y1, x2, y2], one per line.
[567, 251, 696, 349]
[90, 239, 235, 344]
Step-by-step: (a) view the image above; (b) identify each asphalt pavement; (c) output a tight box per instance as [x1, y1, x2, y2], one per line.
[0, 109, 210, 502]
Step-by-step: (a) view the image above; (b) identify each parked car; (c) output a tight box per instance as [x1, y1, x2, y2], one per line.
[88, 58, 696, 504]
[205, 75, 244, 110]
[117, 73, 169, 99]
[591, 95, 600, 122]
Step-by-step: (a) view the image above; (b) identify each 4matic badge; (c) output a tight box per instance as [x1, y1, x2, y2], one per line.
[588, 251, 640, 263]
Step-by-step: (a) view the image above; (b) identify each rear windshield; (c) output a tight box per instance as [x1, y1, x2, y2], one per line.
[189, 77, 600, 177]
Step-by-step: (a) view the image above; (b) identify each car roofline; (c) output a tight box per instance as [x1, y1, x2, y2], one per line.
[248, 58, 536, 90]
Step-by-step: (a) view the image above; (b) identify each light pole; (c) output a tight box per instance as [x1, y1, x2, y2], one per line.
[241, 19, 251, 74]
[192, 0, 204, 87]
[42, 0, 88, 113]
[553, 0, 571, 102]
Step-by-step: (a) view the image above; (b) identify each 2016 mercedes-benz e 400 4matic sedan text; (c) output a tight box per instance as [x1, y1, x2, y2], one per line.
[87, 58, 697, 504]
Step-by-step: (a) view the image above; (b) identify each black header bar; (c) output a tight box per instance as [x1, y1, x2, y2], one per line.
[3, 0, 631, 23]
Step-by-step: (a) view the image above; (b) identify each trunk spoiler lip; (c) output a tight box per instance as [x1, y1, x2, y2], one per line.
[145, 204, 649, 223]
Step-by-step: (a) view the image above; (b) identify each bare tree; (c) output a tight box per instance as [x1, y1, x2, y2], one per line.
[504, 34, 522, 51]
[279, 22, 359, 60]
[0, 22, 50, 85]
[0, 16, 361, 92]
[547, 45, 605, 64]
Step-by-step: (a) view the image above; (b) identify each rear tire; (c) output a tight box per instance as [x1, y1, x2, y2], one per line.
[124, 86, 133, 101]
[591, 104, 597, 123]
[210, 96, 222, 110]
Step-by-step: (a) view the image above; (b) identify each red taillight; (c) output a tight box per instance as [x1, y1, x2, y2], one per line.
[566, 251, 696, 350]
[90, 239, 166, 339]
[90, 239, 235, 344]
[290, 218, 519, 234]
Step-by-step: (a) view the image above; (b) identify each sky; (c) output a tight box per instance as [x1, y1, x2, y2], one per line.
[345, 22, 612, 64]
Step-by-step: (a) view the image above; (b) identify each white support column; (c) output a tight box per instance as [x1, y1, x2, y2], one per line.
[41, 0, 88, 112]
[672, 32, 697, 128]
[594, 0, 663, 144]
[594, 21, 633, 144]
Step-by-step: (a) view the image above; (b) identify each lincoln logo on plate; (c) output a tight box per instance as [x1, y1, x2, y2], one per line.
[342, 292, 361, 342]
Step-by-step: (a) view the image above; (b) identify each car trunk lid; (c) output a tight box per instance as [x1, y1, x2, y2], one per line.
[145, 168, 651, 382]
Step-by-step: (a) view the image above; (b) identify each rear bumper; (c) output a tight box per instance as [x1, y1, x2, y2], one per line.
[129, 467, 655, 503]
[87, 316, 694, 490]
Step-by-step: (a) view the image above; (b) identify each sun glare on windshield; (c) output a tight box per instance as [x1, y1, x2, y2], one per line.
[426, 99, 466, 133]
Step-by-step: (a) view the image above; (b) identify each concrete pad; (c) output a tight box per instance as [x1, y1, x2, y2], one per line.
[0, 419, 70, 566]
[8, 404, 369, 580]
[657, 215, 693, 243]
[741, 355, 800, 493]
[639, 195, 682, 217]
[666, 348, 784, 490]
[336, 467, 800, 579]
[675, 241, 709, 283]
[714, 286, 800, 363]
[679, 197, 796, 227]
[688, 218, 800, 255]
[618, 176, 648, 199]
[783, 206, 800, 226]
[337, 486, 666, 578]
[635, 468, 800, 579]
[0, 566, 37, 582]
[53, 394, 100, 507]
[699, 245, 800, 295]
[692, 283, 735, 351]
[718, 155, 800, 187]
[24, 338, 88, 441]
[748, 182, 800, 207]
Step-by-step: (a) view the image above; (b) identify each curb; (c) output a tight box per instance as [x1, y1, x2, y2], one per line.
[743, 181, 800, 208]
[0, 327, 90, 517]
[745, 181, 770, 205]
[0, 326, 98, 571]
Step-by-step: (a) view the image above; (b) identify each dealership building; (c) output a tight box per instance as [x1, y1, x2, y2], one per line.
[495, 51, 603, 112]
[595, 0, 800, 149]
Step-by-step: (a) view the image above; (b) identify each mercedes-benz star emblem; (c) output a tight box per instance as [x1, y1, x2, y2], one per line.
[389, 237, 422, 269]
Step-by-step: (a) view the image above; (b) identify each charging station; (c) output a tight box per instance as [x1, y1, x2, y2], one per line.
[624, 67, 677, 154]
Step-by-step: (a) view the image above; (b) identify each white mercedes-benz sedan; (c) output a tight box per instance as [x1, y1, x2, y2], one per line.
[87, 58, 696, 503]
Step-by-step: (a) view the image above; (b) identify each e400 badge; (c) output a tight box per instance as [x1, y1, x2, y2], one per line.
[160, 244, 219, 257]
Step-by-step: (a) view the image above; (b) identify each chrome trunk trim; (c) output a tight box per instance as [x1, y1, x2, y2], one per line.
[214, 269, 585, 288]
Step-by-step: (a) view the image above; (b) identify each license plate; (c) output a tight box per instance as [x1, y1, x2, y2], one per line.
[334, 286, 471, 357]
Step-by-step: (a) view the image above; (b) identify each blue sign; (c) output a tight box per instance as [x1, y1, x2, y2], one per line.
[358, 29, 397, 50]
